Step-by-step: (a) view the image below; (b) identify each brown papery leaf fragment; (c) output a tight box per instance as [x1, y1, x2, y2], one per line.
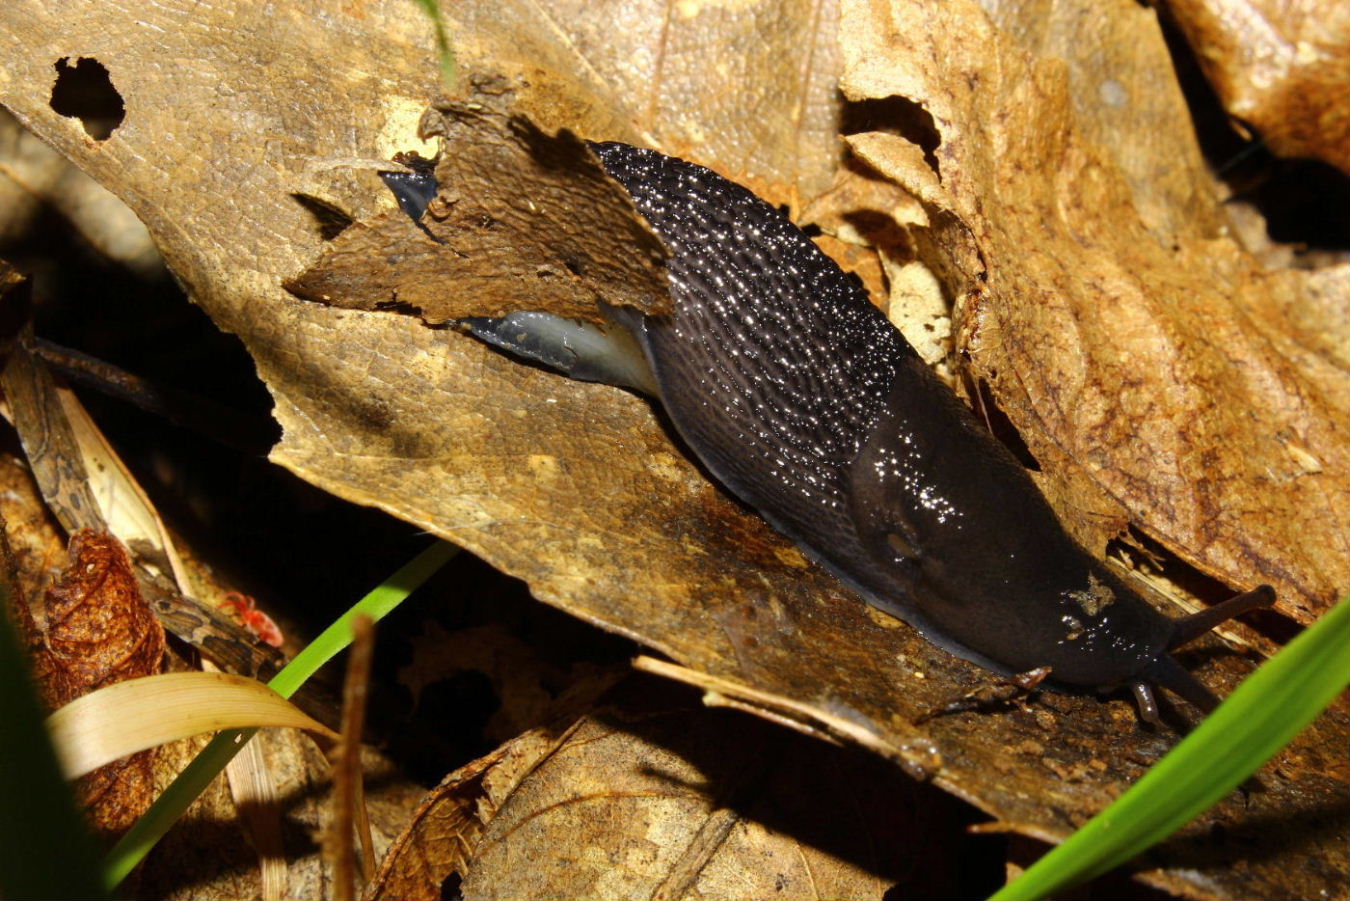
[841, 0, 1349, 625]
[446, 0, 846, 208]
[28, 529, 166, 838]
[286, 85, 670, 326]
[365, 728, 562, 901]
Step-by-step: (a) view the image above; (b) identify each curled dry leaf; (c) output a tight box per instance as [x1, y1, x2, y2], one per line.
[1, 1, 1346, 898]
[17, 528, 166, 838]
[458, 700, 982, 900]
[28, 529, 165, 706]
[365, 728, 562, 901]
[1162, 0, 1350, 173]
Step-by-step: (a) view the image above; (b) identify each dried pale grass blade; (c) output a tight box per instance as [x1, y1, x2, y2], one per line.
[47, 671, 338, 780]
[228, 732, 290, 901]
[52, 382, 189, 586]
[202, 657, 290, 901]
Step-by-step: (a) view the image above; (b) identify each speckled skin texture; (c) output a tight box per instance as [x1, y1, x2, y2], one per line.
[589, 141, 1181, 692]
[449, 142, 1271, 710]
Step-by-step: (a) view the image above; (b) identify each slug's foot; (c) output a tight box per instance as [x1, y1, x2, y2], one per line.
[914, 666, 1052, 725]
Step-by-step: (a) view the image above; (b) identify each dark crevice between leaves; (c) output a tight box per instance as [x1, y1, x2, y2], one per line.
[49, 57, 125, 141]
[961, 373, 1042, 472]
[1154, 10, 1350, 251]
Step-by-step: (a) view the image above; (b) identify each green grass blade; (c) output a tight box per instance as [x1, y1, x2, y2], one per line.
[0, 591, 110, 900]
[409, 0, 457, 90]
[102, 539, 458, 890]
[992, 597, 1350, 901]
[266, 539, 458, 699]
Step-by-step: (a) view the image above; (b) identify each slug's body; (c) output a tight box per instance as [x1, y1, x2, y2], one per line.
[408, 142, 1272, 719]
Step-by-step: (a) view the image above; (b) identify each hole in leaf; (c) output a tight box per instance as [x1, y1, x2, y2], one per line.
[50, 57, 125, 141]
[841, 95, 943, 176]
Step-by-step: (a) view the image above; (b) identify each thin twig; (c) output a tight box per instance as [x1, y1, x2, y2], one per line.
[328, 613, 376, 901]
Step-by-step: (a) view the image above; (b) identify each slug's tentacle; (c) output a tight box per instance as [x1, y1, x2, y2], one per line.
[1167, 585, 1276, 650]
[1128, 681, 1163, 726]
[1129, 587, 1276, 721]
[1140, 654, 1223, 714]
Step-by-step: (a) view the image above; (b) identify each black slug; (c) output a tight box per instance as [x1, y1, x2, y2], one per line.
[403, 141, 1275, 722]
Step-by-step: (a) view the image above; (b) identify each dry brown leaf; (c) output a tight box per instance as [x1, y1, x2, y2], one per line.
[365, 728, 563, 901]
[0, 332, 107, 537]
[21, 528, 166, 838]
[0, 2, 1345, 899]
[979, 0, 1231, 238]
[448, 0, 846, 208]
[286, 88, 670, 326]
[458, 697, 981, 900]
[1162, 0, 1350, 172]
[32, 528, 164, 696]
[371, 690, 987, 901]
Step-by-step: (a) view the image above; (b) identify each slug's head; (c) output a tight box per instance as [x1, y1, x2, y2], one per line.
[898, 539, 1276, 723]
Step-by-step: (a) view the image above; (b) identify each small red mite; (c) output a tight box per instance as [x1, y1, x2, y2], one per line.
[221, 591, 284, 648]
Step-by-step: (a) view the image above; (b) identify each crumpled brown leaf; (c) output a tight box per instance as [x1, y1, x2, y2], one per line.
[839, 0, 1349, 625]
[459, 707, 944, 900]
[365, 727, 562, 901]
[1162, 0, 1350, 172]
[15, 528, 166, 839]
[24, 529, 164, 707]
[1, 1, 1346, 898]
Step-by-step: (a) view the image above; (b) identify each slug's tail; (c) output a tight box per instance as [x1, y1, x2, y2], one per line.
[1167, 585, 1276, 650]
[457, 305, 659, 396]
